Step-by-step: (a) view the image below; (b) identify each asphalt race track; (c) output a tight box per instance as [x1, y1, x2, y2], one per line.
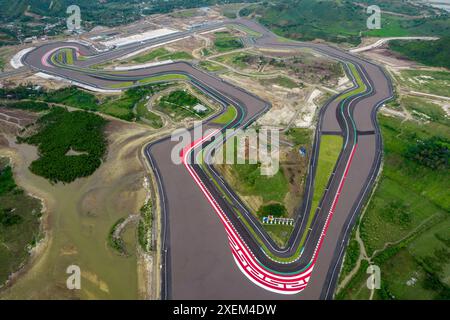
[21, 18, 393, 299]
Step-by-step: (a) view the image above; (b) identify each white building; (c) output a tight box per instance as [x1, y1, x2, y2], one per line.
[193, 104, 208, 113]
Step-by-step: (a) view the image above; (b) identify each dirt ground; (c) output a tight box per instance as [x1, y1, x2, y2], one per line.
[362, 46, 418, 68]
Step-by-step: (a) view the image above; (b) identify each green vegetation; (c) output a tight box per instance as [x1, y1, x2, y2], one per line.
[0, 164, 16, 196]
[0, 0, 255, 39]
[258, 203, 287, 217]
[229, 23, 262, 38]
[285, 128, 313, 146]
[401, 96, 449, 126]
[138, 201, 153, 253]
[364, 14, 450, 39]
[338, 111, 450, 300]
[212, 105, 237, 125]
[241, 0, 450, 45]
[395, 69, 450, 98]
[405, 137, 449, 170]
[201, 48, 213, 57]
[157, 89, 211, 120]
[135, 99, 163, 128]
[339, 231, 360, 281]
[43, 87, 99, 110]
[18, 107, 108, 183]
[259, 76, 299, 89]
[310, 135, 342, 221]
[0, 158, 42, 286]
[107, 217, 126, 255]
[169, 8, 197, 18]
[213, 31, 243, 52]
[389, 37, 450, 70]
[133, 47, 169, 63]
[0, 57, 4, 71]
[2, 100, 49, 112]
[101, 83, 171, 121]
[199, 61, 225, 72]
[222, 161, 289, 209]
[215, 52, 256, 68]
[163, 51, 193, 60]
[0, 84, 174, 122]
[298, 135, 342, 247]
[264, 224, 294, 248]
[137, 74, 188, 85]
[108, 81, 134, 89]
[131, 47, 193, 63]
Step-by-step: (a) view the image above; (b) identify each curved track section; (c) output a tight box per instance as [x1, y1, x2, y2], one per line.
[22, 19, 393, 299]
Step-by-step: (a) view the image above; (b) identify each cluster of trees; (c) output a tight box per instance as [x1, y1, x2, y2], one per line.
[0, 164, 23, 227]
[160, 89, 199, 108]
[0, 165, 16, 196]
[0, 85, 99, 109]
[405, 136, 449, 170]
[2, 100, 49, 112]
[107, 217, 126, 255]
[18, 107, 108, 183]
[0, 208, 22, 226]
[43, 87, 99, 111]
[258, 203, 287, 217]
[138, 201, 153, 253]
[0, 84, 45, 100]
[102, 83, 169, 121]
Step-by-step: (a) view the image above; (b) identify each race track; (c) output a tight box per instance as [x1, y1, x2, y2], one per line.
[21, 18, 394, 299]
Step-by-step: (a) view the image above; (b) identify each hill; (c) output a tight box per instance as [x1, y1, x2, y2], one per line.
[389, 37, 450, 69]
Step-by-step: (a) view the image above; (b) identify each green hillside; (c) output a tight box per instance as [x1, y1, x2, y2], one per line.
[389, 37, 450, 69]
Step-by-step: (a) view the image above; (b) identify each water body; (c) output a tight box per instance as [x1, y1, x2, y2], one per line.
[0, 140, 139, 300]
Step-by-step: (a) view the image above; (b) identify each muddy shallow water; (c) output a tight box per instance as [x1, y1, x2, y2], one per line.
[0, 126, 148, 299]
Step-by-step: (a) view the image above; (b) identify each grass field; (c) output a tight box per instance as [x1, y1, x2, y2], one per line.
[215, 52, 253, 69]
[298, 134, 342, 247]
[231, 162, 289, 205]
[101, 83, 172, 121]
[0, 158, 42, 286]
[360, 115, 449, 256]
[338, 112, 450, 300]
[156, 89, 212, 121]
[264, 224, 294, 248]
[310, 135, 343, 218]
[137, 74, 188, 85]
[400, 96, 449, 126]
[108, 81, 134, 89]
[394, 70, 450, 98]
[199, 61, 226, 72]
[135, 99, 163, 128]
[44, 87, 99, 110]
[212, 105, 237, 125]
[131, 48, 193, 64]
[259, 76, 299, 89]
[213, 31, 244, 53]
[285, 128, 313, 146]
[297, 135, 342, 252]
